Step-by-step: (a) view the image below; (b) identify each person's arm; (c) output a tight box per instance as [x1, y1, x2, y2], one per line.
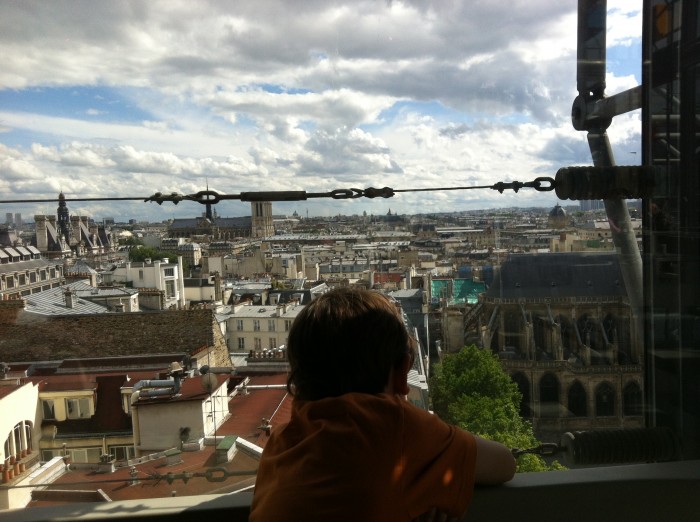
[473, 436, 516, 485]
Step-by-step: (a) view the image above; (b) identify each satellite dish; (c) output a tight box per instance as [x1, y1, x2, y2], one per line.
[201, 372, 217, 394]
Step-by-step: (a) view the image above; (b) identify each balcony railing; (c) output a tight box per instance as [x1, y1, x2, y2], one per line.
[2, 460, 699, 521]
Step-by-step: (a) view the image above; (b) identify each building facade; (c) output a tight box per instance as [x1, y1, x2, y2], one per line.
[0, 246, 64, 300]
[102, 258, 186, 310]
[225, 303, 304, 353]
[251, 201, 275, 238]
[462, 252, 644, 442]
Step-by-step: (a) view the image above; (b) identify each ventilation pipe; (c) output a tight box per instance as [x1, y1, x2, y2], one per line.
[131, 362, 184, 399]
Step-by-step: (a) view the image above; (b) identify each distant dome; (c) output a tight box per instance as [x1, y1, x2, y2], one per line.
[548, 204, 568, 229]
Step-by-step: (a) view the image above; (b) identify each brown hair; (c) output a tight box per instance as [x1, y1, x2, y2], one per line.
[286, 287, 415, 401]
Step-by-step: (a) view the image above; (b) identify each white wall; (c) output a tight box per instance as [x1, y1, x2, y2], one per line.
[0, 381, 40, 462]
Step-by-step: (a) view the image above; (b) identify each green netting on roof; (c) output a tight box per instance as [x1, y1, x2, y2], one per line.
[431, 279, 486, 305]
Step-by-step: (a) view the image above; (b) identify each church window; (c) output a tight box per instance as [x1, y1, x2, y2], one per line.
[623, 381, 643, 416]
[568, 381, 588, 417]
[596, 382, 616, 417]
[539, 373, 560, 418]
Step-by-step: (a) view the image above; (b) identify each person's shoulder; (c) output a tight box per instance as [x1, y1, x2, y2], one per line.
[296, 392, 411, 420]
[314, 392, 408, 410]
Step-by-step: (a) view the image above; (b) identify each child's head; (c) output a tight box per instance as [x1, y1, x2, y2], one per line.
[286, 287, 415, 400]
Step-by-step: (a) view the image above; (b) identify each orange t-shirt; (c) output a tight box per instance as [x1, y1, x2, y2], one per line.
[250, 393, 477, 521]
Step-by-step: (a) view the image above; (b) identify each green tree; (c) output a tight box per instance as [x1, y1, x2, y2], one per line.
[430, 345, 565, 473]
[128, 246, 190, 271]
[128, 245, 165, 262]
[119, 236, 144, 247]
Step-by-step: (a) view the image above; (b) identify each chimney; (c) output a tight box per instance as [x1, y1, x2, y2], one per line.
[64, 289, 75, 308]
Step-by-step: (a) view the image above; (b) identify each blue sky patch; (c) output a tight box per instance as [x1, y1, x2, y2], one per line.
[0, 86, 154, 123]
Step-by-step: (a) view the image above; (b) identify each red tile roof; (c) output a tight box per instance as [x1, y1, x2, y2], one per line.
[21, 370, 295, 510]
[27, 445, 260, 508]
[218, 373, 292, 448]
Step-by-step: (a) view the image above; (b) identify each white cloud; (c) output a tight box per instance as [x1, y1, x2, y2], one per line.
[0, 0, 642, 219]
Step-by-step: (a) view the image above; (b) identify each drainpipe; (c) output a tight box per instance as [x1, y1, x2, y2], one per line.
[130, 390, 142, 456]
[177, 256, 186, 309]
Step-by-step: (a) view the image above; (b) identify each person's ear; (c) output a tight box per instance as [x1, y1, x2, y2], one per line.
[391, 354, 411, 396]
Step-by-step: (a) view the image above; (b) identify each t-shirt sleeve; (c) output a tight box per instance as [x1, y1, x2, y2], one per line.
[399, 400, 478, 518]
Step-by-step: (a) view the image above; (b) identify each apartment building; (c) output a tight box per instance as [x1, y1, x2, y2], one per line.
[226, 303, 305, 353]
[0, 246, 64, 299]
[102, 257, 186, 310]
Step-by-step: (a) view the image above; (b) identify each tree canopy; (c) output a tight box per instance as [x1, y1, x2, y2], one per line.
[430, 345, 565, 473]
[128, 246, 191, 272]
[119, 236, 144, 247]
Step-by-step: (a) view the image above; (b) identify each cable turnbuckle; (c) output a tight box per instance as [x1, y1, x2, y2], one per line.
[511, 443, 561, 458]
[492, 177, 555, 194]
[142, 179, 552, 206]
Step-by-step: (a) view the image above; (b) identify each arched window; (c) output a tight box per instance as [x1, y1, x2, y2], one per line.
[539, 373, 560, 418]
[595, 382, 616, 417]
[568, 380, 587, 417]
[623, 381, 643, 416]
[511, 372, 531, 417]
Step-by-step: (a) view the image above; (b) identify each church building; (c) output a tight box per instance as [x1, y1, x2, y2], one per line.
[34, 193, 114, 258]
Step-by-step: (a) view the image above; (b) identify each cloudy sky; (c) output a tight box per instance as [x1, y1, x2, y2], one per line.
[0, 0, 641, 222]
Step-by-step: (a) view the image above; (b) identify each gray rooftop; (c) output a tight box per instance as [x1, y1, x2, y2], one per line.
[24, 281, 112, 316]
[65, 259, 98, 275]
[0, 257, 60, 276]
[389, 289, 424, 300]
[169, 217, 251, 229]
[486, 252, 628, 300]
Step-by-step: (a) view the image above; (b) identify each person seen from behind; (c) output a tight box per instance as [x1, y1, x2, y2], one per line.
[250, 287, 516, 521]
